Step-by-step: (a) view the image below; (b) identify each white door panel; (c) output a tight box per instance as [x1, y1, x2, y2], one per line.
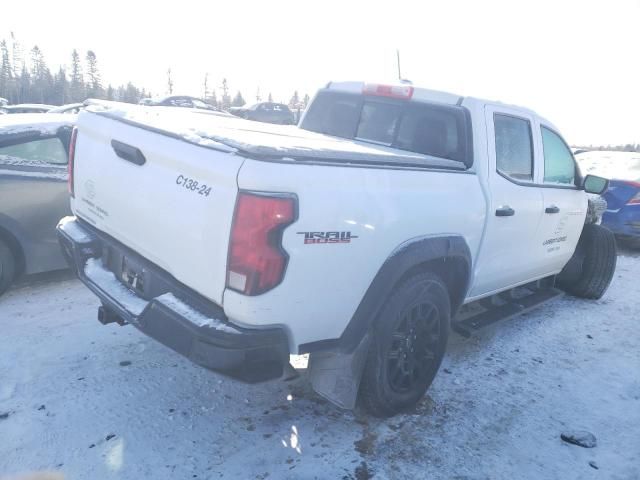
[469, 105, 544, 297]
[535, 121, 587, 273]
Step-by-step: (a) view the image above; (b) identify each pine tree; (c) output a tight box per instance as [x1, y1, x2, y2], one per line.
[52, 67, 68, 105]
[208, 89, 218, 108]
[256, 87, 261, 102]
[232, 91, 245, 107]
[18, 65, 30, 103]
[220, 78, 231, 110]
[85, 50, 103, 98]
[268, 92, 273, 103]
[203, 73, 209, 101]
[70, 49, 85, 102]
[10, 32, 23, 78]
[303, 93, 310, 107]
[289, 90, 300, 108]
[30, 46, 52, 104]
[106, 85, 115, 100]
[167, 68, 173, 94]
[0, 40, 11, 100]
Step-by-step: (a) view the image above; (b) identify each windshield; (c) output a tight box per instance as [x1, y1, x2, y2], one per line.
[300, 90, 472, 166]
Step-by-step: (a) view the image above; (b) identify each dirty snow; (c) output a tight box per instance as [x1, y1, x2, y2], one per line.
[83, 102, 462, 169]
[83, 258, 148, 316]
[1, 250, 639, 479]
[156, 293, 239, 333]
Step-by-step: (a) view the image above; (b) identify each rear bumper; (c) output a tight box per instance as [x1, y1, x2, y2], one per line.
[56, 216, 289, 383]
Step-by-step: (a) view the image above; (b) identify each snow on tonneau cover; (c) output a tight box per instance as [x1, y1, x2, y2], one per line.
[73, 102, 462, 306]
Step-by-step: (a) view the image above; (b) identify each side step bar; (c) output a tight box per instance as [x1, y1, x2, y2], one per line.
[453, 282, 564, 338]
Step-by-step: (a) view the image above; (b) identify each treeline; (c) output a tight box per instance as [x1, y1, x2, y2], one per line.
[0, 34, 310, 110]
[0, 35, 150, 105]
[574, 144, 640, 153]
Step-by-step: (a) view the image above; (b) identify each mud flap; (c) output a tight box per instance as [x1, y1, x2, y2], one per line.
[307, 333, 371, 410]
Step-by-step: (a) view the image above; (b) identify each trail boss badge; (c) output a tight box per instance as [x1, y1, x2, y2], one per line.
[297, 231, 358, 244]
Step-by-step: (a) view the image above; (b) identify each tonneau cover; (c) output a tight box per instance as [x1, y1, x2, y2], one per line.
[86, 102, 463, 169]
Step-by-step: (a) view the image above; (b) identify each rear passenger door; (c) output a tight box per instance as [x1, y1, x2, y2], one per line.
[469, 106, 544, 298]
[534, 123, 587, 274]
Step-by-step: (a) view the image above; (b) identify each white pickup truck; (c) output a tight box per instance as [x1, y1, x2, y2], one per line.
[57, 82, 616, 416]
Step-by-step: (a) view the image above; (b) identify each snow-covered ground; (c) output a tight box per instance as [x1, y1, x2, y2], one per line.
[1, 250, 639, 480]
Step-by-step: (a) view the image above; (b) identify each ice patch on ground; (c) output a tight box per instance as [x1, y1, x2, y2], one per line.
[155, 293, 239, 333]
[84, 258, 148, 316]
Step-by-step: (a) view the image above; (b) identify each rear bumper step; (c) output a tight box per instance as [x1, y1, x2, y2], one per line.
[57, 216, 289, 383]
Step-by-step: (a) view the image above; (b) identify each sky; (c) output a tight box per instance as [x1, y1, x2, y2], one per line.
[3, 0, 639, 145]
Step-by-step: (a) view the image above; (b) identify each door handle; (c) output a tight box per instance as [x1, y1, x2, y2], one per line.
[545, 205, 560, 214]
[495, 206, 515, 217]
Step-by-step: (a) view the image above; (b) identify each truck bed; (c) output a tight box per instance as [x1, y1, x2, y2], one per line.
[87, 102, 464, 170]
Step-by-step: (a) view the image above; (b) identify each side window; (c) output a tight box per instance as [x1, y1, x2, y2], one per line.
[541, 127, 576, 185]
[494, 114, 533, 181]
[0, 137, 68, 165]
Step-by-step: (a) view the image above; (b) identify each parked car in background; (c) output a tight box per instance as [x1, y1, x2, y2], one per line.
[48, 103, 85, 114]
[577, 151, 640, 246]
[229, 102, 295, 124]
[139, 95, 218, 111]
[3, 104, 57, 114]
[0, 114, 75, 295]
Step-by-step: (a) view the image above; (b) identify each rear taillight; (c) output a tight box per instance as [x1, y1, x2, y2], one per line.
[227, 192, 296, 295]
[624, 181, 640, 205]
[68, 126, 78, 197]
[362, 83, 414, 99]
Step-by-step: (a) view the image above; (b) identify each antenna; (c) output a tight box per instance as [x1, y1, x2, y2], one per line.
[396, 50, 411, 84]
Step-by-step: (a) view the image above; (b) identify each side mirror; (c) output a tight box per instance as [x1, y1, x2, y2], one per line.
[583, 174, 609, 195]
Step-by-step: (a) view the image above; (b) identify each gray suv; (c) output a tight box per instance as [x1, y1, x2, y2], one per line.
[0, 114, 75, 295]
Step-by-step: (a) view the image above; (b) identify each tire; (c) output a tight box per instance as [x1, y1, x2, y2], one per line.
[0, 238, 16, 297]
[359, 271, 450, 417]
[557, 224, 617, 299]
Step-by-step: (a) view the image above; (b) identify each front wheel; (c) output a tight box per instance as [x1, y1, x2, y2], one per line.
[557, 224, 617, 299]
[358, 272, 450, 417]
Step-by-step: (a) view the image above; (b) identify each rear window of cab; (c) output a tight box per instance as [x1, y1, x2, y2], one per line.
[300, 90, 473, 168]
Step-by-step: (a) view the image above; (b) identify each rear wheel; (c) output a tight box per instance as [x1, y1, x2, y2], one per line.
[359, 272, 450, 417]
[557, 224, 617, 299]
[0, 238, 16, 297]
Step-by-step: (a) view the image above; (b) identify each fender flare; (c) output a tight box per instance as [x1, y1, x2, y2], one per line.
[300, 235, 472, 354]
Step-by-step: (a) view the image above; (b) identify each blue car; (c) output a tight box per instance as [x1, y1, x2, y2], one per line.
[577, 151, 640, 246]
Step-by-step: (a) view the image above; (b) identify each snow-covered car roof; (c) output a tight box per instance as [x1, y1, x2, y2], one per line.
[576, 151, 640, 182]
[0, 113, 76, 136]
[47, 103, 84, 114]
[4, 104, 58, 112]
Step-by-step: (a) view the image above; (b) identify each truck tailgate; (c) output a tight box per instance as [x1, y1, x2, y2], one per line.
[71, 111, 244, 305]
